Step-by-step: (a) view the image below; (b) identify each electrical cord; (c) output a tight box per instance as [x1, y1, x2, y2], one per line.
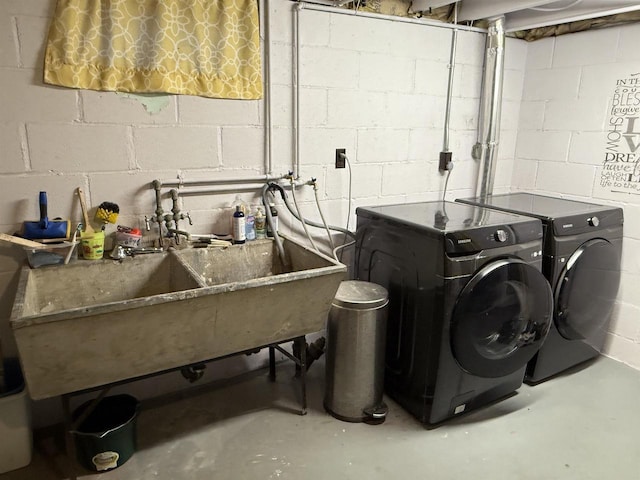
[333, 240, 355, 261]
[339, 152, 354, 262]
[437, 162, 455, 230]
[442, 163, 453, 202]
[343, 153, 353, 234]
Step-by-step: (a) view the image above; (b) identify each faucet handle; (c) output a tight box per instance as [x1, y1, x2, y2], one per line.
[184, 212, 193, 225]
[110, 245, 127, 260]
[144, 216, 151, 231]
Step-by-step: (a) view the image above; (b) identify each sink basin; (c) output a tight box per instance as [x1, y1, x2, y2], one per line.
[11, 236, 346, 399]
[175, 238, 337, 286]
[17, 252, 202, 317]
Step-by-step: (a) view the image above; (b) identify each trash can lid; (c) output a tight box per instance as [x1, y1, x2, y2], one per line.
[332, 280, 388, 310]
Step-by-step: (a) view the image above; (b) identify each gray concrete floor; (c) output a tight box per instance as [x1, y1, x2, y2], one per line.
[2, 355, 640, 480]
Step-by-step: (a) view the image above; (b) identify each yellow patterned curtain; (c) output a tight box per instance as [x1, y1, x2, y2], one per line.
[44, 0, 263, 99]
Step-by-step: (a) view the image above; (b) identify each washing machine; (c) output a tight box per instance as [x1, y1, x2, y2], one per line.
[456, 193, 623, 384]
[354, 201, 553, 425]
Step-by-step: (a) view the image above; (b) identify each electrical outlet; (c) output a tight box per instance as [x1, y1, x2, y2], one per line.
[335, 148, 346, 168]
[439, 151, 452, 172]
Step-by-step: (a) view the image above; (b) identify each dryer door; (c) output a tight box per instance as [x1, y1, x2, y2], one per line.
[451, 258, 553, 378]
[555, 238, 621, 341]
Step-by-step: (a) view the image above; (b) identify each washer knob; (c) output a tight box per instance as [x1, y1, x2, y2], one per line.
[494, 229, 508, 242]
[588, 216, 600, 227]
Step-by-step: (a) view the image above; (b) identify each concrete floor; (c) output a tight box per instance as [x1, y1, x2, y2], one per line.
[2, 355, 640, 480]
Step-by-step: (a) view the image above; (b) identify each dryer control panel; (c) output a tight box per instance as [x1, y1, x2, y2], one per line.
[552, 208, 623, 236]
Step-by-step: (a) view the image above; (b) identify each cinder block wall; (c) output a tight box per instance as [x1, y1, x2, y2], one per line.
[0, 0, 530, 426]
[514, 25, 640, 370]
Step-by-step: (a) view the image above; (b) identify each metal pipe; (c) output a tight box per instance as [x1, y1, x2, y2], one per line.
[263, 0, 274, 175]
[169, 189, 181, 232]
[442, 4, 459, 154]
[472, 16, 506, 202]
[161, 175, 284, 188]
[157, 178, 306, 196]
[173, 184, 275, 196]
[293, 3, 302, 179]
[151, 180, 165, 245]
[298, 2, 487, 34]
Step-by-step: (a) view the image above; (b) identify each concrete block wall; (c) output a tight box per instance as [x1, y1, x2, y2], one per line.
[0, 0, 524, 426]
[514, 23, 640, 369]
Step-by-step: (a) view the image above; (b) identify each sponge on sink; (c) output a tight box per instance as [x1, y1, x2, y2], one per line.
[95, 202, 120, 224]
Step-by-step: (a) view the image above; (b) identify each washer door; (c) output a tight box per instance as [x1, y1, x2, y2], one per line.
[451, 258, 553, 378]
[555, 239, 621, 341]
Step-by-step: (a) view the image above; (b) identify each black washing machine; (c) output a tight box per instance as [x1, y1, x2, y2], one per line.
[354, 201, 553, 425]
[456, 193, 623, 384]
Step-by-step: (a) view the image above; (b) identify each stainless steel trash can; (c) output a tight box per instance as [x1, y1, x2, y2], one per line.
[324, 280, 389, 424]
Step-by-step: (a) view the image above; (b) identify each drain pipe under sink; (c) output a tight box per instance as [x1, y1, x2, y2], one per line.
[472, 16, 506, 203]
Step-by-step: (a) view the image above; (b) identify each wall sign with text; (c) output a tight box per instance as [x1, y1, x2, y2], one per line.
[600, 73, 640, 195]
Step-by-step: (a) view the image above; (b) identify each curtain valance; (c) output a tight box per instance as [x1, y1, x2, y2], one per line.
[44, 0, 263, 99]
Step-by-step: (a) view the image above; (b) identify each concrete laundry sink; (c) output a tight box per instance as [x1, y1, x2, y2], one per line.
[10, 236, 346, 399]
[16, 252, 202, 315]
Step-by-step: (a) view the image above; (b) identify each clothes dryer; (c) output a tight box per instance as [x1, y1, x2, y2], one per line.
[456, 193, 623, 384]
[355, 201, 553, 425]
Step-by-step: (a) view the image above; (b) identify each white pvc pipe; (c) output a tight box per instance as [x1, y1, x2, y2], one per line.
[263, 0, 274, 175]
[293, 3, 302, 179]
[298, 2, 487, 33]
[171, 184, 273, 196]
[442, 5, 459, 153]
[161, 175, 283, 188]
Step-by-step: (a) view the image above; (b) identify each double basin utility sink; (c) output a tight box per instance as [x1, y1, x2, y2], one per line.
[10, 237, 346, 399]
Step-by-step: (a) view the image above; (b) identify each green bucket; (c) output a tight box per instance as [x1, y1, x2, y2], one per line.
[71, 394, 139, 472]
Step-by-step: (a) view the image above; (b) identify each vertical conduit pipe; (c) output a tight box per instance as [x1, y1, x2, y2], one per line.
[442, 5, 458, 155]
[472, 16, 505, 202]
[293, 3, 302, 179]
[264, 0, 273, 175]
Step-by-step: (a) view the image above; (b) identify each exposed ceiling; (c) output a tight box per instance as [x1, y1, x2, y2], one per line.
[410, 0, 640, 31]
